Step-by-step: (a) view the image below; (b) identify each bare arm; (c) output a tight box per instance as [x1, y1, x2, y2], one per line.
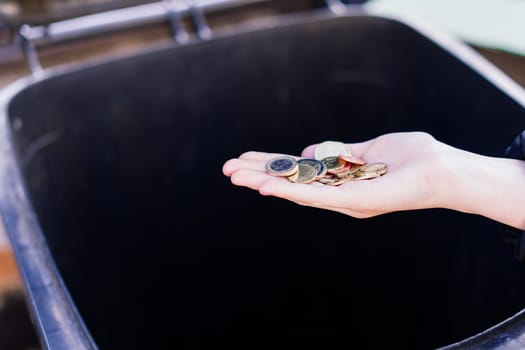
[222, 131, 525, 229]
[443, 146, 525, 229]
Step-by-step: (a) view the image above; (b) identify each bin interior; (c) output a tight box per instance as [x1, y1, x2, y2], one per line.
[6, 14, 525, 349]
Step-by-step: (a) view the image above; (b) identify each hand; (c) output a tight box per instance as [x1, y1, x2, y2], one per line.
[222, 132, 453, 218]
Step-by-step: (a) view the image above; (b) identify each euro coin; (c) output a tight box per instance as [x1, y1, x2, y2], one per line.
[266, 156, 299, 177]
[287, 171, 299, 183]
[335, 162, 362, 178]
[330, 161, 352, 174]
[359, 162, 387, 174]
[318, 177, 334, 184]
[324, 177, 346, 186]
[376, 167, 388, 176]
[321, 156, 347, 174]
[298, 158, 327, 180]
[352, 171, 381, 180]
[314, 140, 351, 160]
[288, 163, 318, 184]
[264, 145, 386, 186]
[317, 175, 337, 185]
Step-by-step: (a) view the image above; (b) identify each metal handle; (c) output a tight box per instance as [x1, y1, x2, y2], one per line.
[18, 0, 268, 76]
[18, 24, 44, 77]
[188, 1, 212, 40]
[164, 0, 190, 44]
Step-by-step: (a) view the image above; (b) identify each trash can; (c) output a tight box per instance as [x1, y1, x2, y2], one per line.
[1, 6, 525, 350]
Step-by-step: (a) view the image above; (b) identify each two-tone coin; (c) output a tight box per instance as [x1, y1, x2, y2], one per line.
[265, 156, 298, 177]
[298, 158, 327, 180]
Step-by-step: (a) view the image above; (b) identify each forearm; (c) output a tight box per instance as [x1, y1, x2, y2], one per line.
[441, 146, 525, 229]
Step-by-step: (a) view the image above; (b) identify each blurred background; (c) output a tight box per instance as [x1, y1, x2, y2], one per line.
[0, 1, 523, 349]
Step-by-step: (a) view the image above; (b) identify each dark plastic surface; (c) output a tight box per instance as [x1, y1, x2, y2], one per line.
[2, 11, 525, 350]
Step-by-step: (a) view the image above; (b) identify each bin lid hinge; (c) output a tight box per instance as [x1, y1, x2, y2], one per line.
[18, 24, 44, 78]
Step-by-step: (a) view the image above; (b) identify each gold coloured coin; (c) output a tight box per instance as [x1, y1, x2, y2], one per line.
[318, 177, 334, 184]
[314, 141, 351, 161]
[318, 175, 341, 185]
[265, 156, 299, 177]
[318, 173, 334, 183]
[335, 163, 362, 178]
[321, 156, 347, 174]
[376, 168, 388, 176]
[351, 171, 382, 180]
[330, 161, 352, 174]
[324, 178, 346, 186]
[288, 163, 318, 184]
[287, 171, 299, 183]
[297, 158, 327, 180]
[359, 162, 387, 174]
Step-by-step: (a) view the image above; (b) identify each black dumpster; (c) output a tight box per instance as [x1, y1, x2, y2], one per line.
[1, 7, 525, 350]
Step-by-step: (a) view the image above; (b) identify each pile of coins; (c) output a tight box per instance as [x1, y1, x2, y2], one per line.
[265, 140, 388, 186]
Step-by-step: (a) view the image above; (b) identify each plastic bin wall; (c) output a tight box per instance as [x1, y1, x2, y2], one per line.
[1, 11, 525, 350]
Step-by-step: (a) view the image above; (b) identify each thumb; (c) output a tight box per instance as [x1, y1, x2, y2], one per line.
[301, 144, 317, 158]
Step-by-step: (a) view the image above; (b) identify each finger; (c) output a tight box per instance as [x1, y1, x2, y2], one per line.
[344, 139, 375, 156]
[230, 170, 337, 212]
[223, 158, 266, 176]
[230, 168, 284, 191]
[258, 177, 343, 206]
[230, 167, 337, 206]
[223, 151, 302, 176]
[230, 167, 388, 216]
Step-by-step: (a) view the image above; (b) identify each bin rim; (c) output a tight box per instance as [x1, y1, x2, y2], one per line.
[0, 7, 525, 350]
[0, 72, 99, 349]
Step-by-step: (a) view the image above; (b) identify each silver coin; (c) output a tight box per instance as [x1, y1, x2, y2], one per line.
[314, 140, 351, 160]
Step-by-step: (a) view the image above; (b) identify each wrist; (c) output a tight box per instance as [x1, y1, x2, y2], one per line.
[421, 141, 466, 210]
[438, 146, 525, 229]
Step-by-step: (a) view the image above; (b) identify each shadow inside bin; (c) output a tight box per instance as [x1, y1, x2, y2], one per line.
[6, 14, 525, 349]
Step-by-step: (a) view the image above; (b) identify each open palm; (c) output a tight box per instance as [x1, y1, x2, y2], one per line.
[223, 132, 453, 218]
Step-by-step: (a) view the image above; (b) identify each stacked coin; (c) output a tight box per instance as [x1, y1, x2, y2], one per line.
[265, 141, 388, 186]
